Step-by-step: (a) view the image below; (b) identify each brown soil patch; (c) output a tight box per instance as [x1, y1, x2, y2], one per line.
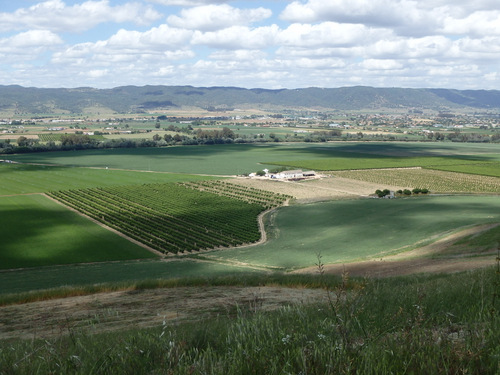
[228, 176, 405, 202]
[0, 287, 327, 341]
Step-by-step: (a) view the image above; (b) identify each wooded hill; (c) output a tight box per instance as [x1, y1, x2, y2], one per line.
[1, 85, 500, 114]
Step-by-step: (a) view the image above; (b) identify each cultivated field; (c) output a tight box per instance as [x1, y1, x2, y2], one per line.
[228, 175, 406, 201]
[332, 168, 500, 194]
[0, 163, 214, 195]
[0, 194, 155, 269]
[200, 195, 500, 269]
[48, 181, 290, 255]
[2, 141, 500, 374]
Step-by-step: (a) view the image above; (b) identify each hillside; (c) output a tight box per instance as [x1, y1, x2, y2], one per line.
[1, 85, 500, 115]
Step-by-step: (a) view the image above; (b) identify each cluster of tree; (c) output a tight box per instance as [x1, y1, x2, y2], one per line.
[16, 136, 39, 147]
[60, 134, 96, 146]
[375, 188, 429, 197]
[195, 127, 235, 141]
[444, 131, 499, 143]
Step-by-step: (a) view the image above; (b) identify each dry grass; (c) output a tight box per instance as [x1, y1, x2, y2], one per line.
[227, 176, 405, 202]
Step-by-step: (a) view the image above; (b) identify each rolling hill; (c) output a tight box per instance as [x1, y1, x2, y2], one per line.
[1, 85, 500, 114]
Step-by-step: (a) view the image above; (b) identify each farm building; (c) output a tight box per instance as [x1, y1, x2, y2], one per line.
[275, 170, 304, 179]
[269, 170, 316, 179]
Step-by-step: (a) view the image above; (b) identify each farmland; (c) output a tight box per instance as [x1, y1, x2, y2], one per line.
[1, 140, 500, 374]
[332, 168, 500, 194]
[0, 194, 156, 270]
[200, 195, 500, 269]
[0, 163, 214, 195]
[5, 141, 500, 175]
[48, 182, 290, 254]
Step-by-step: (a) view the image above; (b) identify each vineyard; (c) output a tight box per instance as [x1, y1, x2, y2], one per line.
[179, 180, 292, 208]
[48, 181, 291, 255]
[332, 168, 500, 193]
[38, 134, 105, 142]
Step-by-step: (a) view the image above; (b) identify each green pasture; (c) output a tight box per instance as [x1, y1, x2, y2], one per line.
[6, 142, 500, 176]
[0, 164, 213, 195]
[0, 194, 156, 270]
[266, 155, 489, 171]
[428, 161, 500, 178]
[0, 259, 259, 295]
[204, 195, 500, 270]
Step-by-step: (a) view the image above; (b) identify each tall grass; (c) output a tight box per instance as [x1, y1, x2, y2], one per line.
[1, 266, 499, 374]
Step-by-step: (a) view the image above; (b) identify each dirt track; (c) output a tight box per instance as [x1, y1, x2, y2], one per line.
[0, 287, 328, 340]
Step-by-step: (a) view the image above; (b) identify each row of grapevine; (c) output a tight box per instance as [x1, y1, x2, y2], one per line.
[333, 168, 500, 194]
[38, 134, 105, 142]
[47, 182, 281, 255]
[179, 180, 292, 208]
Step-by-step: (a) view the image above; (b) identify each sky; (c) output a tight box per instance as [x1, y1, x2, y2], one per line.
[1, 0, 499, 90]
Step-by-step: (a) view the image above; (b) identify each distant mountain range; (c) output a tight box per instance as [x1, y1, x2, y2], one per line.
[1, 85, 500, 114]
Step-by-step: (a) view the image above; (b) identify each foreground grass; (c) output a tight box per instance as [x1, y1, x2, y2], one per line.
[1, 267, 499, 374]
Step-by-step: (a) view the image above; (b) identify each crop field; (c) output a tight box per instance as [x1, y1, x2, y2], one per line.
[0, 259, 260, 295]
[0, 194, 156, 270]
[428, 162, 500, 178]
[2, 141, 500, 293]
[0, 163, 214, 195]
[266, 155, 491, 171]
[38, 134, 105, 142]
[332, 168, 500, 193]
[48, 181, 289, 254]
[202, 195, 500, 269]
[6, 141, 500, 176]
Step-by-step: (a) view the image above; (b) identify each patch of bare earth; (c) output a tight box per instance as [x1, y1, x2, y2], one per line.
[228, 176, 405, 202]
[0, 287, 327, 341]
[294, 224, 499, 278]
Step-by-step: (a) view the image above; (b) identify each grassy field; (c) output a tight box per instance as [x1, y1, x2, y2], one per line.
[203, 195, 500, 269]
[0, 194, 156, 269]
[429, 162, 500, 178]
[0, 259, 261, 295]
[266, 155, 489, 171]
[0, 163, 214, 195]
[5, 142, 500, 175]
[1, 268, 498, 374]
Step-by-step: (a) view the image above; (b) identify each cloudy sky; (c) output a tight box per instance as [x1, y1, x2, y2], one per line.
[1, 0, 500, 89]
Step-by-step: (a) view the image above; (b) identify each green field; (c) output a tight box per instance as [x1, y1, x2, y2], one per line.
[203, 195, 500, 269]
[0, 163, 214, 195]
[429, 162, 500, 178]
[266, 155, 490, 171]
[47, 182, 285, 254]
[6, 142, 500, 176]
[0, 195, 156, 269]
[0, 259, 259, 295]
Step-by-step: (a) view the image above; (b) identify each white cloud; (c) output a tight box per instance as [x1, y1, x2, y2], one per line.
[148, 0, 229, 6]
[0, 30, 63, 57]
[192, 25, 279, 49]
[167, 4, 272, 31]
[277, 22, 390, 48]
[442, 11, 500, 37]
[51, 24, 194, 69]
[0, 0, 162, 33]
[208, 49, 268, 61]
[360, 59, 404, 70]
[280, 0, 500, 37]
